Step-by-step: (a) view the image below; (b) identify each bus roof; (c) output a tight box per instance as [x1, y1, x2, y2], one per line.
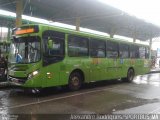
[16, 24, 149, 47]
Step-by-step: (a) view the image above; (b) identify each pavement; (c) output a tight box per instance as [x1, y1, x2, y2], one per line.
[0, 81, 10, 88]
[150, 67, 160, 73]
[0, 72, 160, 120]
[0, 68, 160, 120]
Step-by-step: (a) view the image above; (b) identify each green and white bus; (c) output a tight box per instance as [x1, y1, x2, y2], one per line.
[8, 24, 151, 91]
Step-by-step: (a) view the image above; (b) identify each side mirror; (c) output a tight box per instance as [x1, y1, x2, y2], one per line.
[48, 39, 53, 49]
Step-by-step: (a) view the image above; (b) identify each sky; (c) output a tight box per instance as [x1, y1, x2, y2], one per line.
[99, 0, 160, 50]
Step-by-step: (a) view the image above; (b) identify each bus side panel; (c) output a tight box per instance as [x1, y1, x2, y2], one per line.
[90, 58, 104, 81]
[134, 59, 144, 75]
[24, 74, 43, 88]
[89, 58, 112, 81]
[116, 58, 131, 78]
[40, 63, 61, 87]
[60, 57, 91, 85]
[99, 58, 110, 80]
[105, 58, 119, 80]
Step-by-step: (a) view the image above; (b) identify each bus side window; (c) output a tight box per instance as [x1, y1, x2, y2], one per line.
[139, 46, 145, 59]
[145, 47, 149, 59]
[89, 39, 106, 58]
[130, 45, 137, 58]
[135, 46, 139, 58]
[68, 35, 89, 57]
[119, 43, 129, 58]
[106, 40, 118, 58]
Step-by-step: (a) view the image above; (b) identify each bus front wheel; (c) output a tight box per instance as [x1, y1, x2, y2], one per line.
[68, 72, 82, 91]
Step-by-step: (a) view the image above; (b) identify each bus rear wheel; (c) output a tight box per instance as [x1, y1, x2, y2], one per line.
[68, 72, 82, 91]
[122, 69, 134, 82]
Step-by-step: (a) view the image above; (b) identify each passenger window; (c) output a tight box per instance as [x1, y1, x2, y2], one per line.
[106, 41, 118, 58]
[119, 43, 129, 58]
[130, 45, 136, 58]
[139, 46, 146, 59]
[145, 47, 149, 59]
[90, 39, 106, 58]
[130, 45, 139, 58]
[68, 35, 89, 57]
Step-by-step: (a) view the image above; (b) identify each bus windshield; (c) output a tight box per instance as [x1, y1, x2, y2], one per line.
[9, 36, 41, 64]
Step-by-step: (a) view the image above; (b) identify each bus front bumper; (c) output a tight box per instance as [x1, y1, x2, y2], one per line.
[8, 76, 28, 86]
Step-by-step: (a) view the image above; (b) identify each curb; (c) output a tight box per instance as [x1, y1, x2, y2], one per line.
[147, 70, 160, 74]
[0, 82, 10, 88]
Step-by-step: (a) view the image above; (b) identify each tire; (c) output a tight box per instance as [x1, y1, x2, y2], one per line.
[68, 72, 82, 91]
[122, 69, 134, 82]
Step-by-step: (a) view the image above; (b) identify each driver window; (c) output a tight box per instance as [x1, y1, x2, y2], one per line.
[42, 30, 65, 57]
[48, 40, 61, 56]
[42, 30, 65, 66]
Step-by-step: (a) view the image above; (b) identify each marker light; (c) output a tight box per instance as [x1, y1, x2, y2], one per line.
[47, 72, 52, 79]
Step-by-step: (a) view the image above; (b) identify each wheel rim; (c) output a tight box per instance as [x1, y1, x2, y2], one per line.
[71, 76, 80, 86]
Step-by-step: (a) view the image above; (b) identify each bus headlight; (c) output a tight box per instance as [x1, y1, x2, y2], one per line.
[28, 70, 39, 79]
[33, 71, 39, 76]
